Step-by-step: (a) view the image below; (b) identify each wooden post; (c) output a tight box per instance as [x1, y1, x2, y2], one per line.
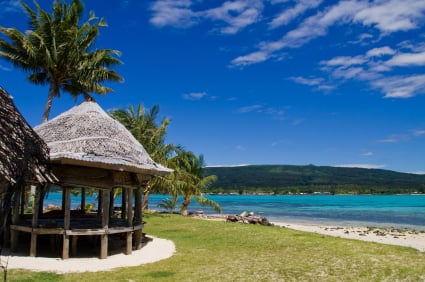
[30, 187, 41, 257]
[61, 189, 66, 212]
[81, 187, 86, 213]
[134, 187, 141, 224]
[62, 187, 71, 259]
[134, 187, 142, 250]
[126, 187, 133, 255]
[100, 189, 110, 259]
[72, 236, 78, 256]
[126, 187, 133, 225]
[126, 232, 132, 255]
[38, 188, 45, 216]
[97, 190, 102, 216]
[109, 189, 115, 218]
[19, 186, 25, 216]
[121, 188, 127, 220]
[10, 186, 21, 251]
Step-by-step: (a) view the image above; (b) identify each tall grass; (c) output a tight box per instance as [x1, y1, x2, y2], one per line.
[8, 214, 425, 281]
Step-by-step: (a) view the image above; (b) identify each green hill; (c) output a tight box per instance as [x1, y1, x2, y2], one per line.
[203, 164, 425, 194]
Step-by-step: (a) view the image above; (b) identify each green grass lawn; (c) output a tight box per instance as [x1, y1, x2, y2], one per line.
[6, 214, 425, 281]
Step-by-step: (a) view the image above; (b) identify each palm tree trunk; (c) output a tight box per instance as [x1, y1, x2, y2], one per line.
[142, 184, 152, 211]
[142, 190, 150, 211]
[181, 197, 191, 216]
[42, 85, 56, 123]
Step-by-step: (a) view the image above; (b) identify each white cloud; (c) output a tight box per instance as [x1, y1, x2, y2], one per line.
[335, 164, 386, 169]
[362, 151, 373, 156]
[319, 45, 425, 98]
[238, 104, 263, 113]
[353, 0, 425, 33]
[375, 129, 425, 143]
[0, 0, 20, 16]
[231, 0, 367, 67]
[231, 0, 425, 67]
[372, 74, 425, 98]
[206, 164, 249, 167]
[0, 65, 11, 72]
[150, 0, 263, 34]
[289, 76, 323, 86]
[409, 171, 425, 175]
[413, 130, 425, 137]
[321, 55, 367, 68]
[332, 66, 365, 80]
[366, 46, 395, 57]
[182, 92, 208, 100]
[320, 55, 369, 80]
[386, 51, 425, 67]
[149, 0, 197, 28]
[237, 104, 285, 120]
[230, 51, 269, 67]
[269, 0, 322, 29]
[289, 76, 336, 92]
[205, 0, 263, 34]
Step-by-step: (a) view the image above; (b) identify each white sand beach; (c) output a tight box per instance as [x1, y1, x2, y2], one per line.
[0, 236, 175, 273]
[273, 221, 425, 252]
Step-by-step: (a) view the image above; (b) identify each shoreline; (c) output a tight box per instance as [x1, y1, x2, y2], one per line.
[198, 214, 425, 252]
[272, 221, 425, 252]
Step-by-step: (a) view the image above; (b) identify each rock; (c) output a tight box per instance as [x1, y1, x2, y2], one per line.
[226, 213, 273, 226]
[239, 211, 248, 217]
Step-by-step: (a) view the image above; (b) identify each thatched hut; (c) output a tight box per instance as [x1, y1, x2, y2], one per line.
[0, 86, 56, 246]
[13, 100, 171, 259]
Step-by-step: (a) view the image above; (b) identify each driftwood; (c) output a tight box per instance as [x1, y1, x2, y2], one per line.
[226, 211, 273, 226]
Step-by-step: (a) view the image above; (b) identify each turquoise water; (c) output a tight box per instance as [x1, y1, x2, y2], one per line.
[43, 193, 425, 230]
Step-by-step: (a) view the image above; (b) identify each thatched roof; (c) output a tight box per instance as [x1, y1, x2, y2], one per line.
[0, 86, 56, 189]
[34, 101, 171, 177]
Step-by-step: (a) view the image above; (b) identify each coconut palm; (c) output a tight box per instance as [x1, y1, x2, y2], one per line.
[166, 151, 221, 215]
[157, 197, 178, 213]
[110, 104, 170, 159]
[110, 104, 175, 210]
[110, 104, 221, 214]
[180, 153, 221, 215]
[0, 0, 122, 122]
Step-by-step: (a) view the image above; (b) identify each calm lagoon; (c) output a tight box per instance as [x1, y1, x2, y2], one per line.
[44, 193, 425, 230]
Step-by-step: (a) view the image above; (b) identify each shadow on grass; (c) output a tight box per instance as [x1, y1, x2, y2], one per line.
[8, 270, 62, 282]
[145, 271, 176, 279]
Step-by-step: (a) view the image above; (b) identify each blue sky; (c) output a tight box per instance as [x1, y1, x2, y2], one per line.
[1, 0, 425, 173]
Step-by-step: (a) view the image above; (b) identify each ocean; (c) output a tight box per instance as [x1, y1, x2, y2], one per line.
[43, 193, 425, 230]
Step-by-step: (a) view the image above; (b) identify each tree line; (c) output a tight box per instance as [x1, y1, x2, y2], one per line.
[0, 0, 220, 214]
[204, 165, 425, 195]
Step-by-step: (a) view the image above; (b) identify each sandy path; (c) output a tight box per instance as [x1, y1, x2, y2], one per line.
[0, 236, 175, 273]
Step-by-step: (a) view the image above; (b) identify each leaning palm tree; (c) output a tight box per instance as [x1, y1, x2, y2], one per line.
[0, 0, 122, 122]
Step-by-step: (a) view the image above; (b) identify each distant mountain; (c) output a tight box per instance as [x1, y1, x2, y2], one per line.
[203, 164, 425, 194]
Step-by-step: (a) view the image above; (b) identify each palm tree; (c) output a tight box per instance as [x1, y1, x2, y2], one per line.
[110, 104, 221, 215]
[110, 104, 175, 210]
[168, 151, 221, 215]
[157, 197, 178, 213]
[0, 0, 122, 122]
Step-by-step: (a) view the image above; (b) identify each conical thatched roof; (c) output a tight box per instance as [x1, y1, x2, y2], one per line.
[34, 101, 171, 176]
[0, 86, 56, 189]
